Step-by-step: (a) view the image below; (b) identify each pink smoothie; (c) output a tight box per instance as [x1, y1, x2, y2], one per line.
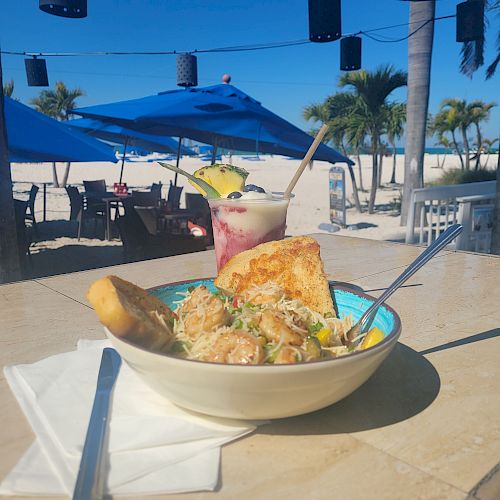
[208, 194, 290, 270]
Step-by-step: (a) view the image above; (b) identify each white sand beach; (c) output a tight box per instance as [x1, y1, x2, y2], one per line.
[11, 153, 498, 278]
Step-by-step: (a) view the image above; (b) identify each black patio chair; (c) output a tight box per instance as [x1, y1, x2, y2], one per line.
[83, 179, 106, 193]
[185, 192, 213, 244]
[14, 199, 32, 276]
[167, 181, 183, 210]
[66, 186, 106, 240]
[24, 184, 39, 238]
[131, 190, 160, 207]
[117, 198, 205, 262]
[150, 182, 163, 204]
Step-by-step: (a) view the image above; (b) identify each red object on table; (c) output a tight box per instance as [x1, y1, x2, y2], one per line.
[113, 183, 128, 196]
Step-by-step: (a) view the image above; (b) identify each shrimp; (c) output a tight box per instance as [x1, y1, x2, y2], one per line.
[241, 283, 284, 306]
[274, 346, 303, 364]
[181, 286, 230, 339]
[205, 330, 264, 365]
[258, 309, 304, 346]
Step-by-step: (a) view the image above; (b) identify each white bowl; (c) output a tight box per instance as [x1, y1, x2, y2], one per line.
[104, 280, 401, 420]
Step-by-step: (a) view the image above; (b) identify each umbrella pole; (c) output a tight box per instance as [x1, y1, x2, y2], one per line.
[119, 136, 129, 184]
[174, 137, 183, 186]
[211, 141, 218, 165]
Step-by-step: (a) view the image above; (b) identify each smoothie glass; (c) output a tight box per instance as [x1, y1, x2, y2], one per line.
[208, 193, 291, 270]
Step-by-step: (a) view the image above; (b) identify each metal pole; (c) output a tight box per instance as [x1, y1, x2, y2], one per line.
[119, 137, 129, 184]
[174, 137, 183, 186]
[43, 182, 47, 221]
[211, 139, 218, 165]
[0, 51, 22, 282]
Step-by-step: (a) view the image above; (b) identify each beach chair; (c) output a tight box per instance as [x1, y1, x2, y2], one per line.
[24, 184, 39, 238]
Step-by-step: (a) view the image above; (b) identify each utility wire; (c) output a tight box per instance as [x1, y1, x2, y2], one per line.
[2, 8, 497, 58]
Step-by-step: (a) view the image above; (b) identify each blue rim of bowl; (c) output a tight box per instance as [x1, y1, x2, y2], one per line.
[108, 278, 402, 368]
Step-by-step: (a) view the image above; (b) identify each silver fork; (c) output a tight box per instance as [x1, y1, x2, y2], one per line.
[345, 224, 463, 348]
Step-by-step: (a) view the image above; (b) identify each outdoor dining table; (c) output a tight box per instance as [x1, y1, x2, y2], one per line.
[83, 191, 130, 241]
[1, 234, 499, 499]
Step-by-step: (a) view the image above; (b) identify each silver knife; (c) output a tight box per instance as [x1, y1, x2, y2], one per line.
[73, 348, 122, 500]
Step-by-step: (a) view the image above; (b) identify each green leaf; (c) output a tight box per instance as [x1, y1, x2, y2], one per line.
[158, 162, 221, 198]
[307, 321, 323, 334]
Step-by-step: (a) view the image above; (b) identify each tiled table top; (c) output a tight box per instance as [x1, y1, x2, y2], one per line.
[1, 234, 499, 499]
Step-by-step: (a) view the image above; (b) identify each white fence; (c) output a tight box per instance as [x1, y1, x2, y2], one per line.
[405, 181, 497, 252]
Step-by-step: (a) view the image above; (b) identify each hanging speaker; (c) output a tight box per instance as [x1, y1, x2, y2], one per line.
[308, 0, 342, 42]
[456, 1, 484, 42]
[176, 53, 198, 87]
[340, 36, 361, 71]
[39, 0, 87, 18]
[25, 57, 49, 87]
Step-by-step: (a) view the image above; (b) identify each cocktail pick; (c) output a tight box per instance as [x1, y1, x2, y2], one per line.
[158, 162, 221, 198]
[283, 123, 329, 199]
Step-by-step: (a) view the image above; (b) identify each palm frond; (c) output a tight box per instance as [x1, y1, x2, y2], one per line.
[486, 52, 500, 79]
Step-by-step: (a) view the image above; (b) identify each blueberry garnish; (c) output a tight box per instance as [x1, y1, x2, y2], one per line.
[227, 191, 242, 199]
[243, 184, 265, 193]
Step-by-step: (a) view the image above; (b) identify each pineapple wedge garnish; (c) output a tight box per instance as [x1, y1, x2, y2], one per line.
[190, 164, 249, 197]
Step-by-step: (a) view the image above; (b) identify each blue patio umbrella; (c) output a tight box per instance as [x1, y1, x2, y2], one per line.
[67, 117, 196, 181]
[73, 84, 353, 165]
[5, 97, 117, 163]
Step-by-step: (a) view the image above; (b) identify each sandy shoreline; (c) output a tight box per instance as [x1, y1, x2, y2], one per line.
[11, 153, 498, 279]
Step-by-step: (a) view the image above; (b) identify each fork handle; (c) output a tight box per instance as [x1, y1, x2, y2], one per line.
[358, 224, 463, 332]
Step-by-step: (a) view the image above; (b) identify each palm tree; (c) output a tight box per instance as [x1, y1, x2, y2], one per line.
[428, 106, 465, 169]
[3, 80, 14, 97]
[303, 93, 363, 212]
[468, 100, 497, 169]
[459, 0, 499, 80]
[387, 103, 406, 184]
[30, 81, 85, 187]
[435, 136, 451, 169]
[441, 99, 477, 170]
[401, 0, 436, 225]
[339, 65, 407, 213]
[481, 138, 499, 167]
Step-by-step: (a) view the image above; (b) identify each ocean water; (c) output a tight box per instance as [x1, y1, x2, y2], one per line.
[395, 147, 455, 155]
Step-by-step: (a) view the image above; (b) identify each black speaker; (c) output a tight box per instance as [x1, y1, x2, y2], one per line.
[340, 36, 361, 71]
[176, 53, 198, 87]
[456, 1, 484, 42]
[308, 0, 342, 43]
[39, 0, 87, 18]
[25, 58, 49, 87]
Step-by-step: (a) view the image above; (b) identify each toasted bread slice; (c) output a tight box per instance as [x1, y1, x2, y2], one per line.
[214, 236, 335, 316]
[87, 275, 175, 352]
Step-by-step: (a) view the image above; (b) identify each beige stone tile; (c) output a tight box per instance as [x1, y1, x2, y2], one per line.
[156, 433, 466, 500]
[35, 248, 218, 304]
[340, 337, 500, 492]
[347, 251, 499, 352]
[326, 251, 500, 492]
[469, 461, 500, 500]
[313, 233, 453, 283]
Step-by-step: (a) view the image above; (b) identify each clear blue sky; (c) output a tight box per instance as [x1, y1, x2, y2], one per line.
[1, 0, 498, 143]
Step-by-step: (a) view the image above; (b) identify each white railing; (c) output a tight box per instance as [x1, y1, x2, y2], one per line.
[405, 181, 496, 251]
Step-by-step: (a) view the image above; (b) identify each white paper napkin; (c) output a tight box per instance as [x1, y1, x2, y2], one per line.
[1, 340, 258, 496]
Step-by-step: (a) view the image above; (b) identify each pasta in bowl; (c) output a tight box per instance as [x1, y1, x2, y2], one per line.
[103, 279, 401, 419]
